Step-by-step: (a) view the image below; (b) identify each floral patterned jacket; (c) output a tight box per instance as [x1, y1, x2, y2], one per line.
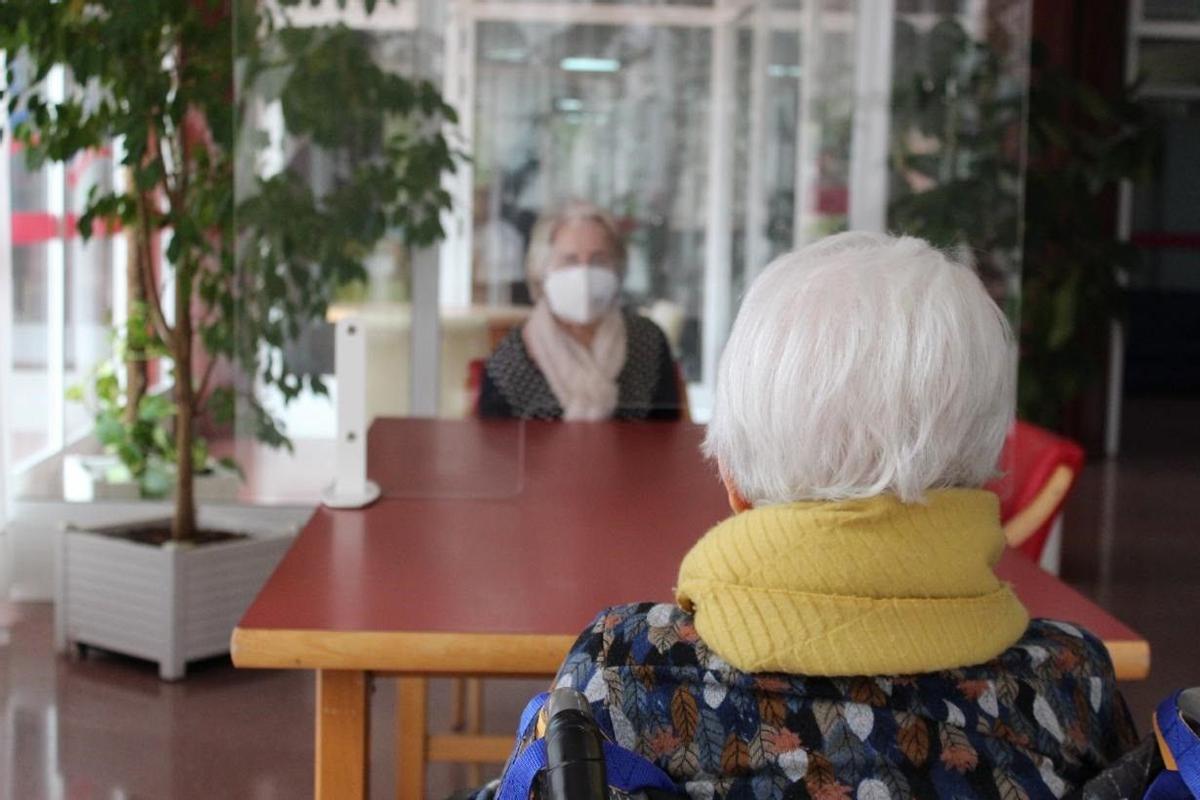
[551, 603, 1138, 800]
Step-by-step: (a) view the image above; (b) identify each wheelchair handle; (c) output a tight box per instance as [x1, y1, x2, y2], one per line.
[540, 688, 609, 800]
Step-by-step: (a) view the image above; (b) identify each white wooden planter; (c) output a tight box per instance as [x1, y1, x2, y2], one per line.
[62, 454, 241, 503]
[54, 511, 296, 680]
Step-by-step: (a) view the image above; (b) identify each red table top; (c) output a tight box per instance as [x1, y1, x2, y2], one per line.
[235, 419, 1146, 675]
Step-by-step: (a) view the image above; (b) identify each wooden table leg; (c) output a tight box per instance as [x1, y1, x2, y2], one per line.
[397, 677, 429, 800]
[316, 670, 370, 800]
[466, 678, 483, 786]
[451, 677, 467, 732]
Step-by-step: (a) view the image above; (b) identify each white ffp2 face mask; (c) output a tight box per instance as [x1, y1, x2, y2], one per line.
[542, 265, 620, 325]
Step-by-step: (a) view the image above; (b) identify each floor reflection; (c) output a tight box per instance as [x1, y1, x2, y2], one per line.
[0, 604, 541, 799]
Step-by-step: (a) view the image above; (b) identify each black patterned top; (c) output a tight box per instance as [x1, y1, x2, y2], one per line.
[479, 311, 683, 421]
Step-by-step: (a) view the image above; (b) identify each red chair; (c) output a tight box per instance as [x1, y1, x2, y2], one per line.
[986, 421, 1086, 573]
[466, 358, 486, 417]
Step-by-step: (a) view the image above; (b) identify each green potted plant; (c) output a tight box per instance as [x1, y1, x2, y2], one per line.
[1, 0, 458, 678]
[62, 306, 240, 503]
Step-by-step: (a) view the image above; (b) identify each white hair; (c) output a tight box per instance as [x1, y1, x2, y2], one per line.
[704, 232, 1016, 505]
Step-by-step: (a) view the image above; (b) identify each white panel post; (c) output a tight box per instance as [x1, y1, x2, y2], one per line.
[410, 246, 441, 416]
[322, 318, 381, 508]
[847, 0, 895, 233]
[702, 6, 737, 391]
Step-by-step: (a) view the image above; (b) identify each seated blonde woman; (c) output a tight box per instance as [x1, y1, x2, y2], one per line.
[507, 233, 1137, 799]
[479, 200, 681, 421]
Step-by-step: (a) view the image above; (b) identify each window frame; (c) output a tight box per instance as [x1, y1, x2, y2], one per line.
[3, 62, 130, 485]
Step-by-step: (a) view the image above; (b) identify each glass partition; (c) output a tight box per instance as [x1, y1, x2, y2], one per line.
[232, 0, 1030, 501]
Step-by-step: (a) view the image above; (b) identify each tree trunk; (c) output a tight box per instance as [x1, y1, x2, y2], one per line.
[172, 265, 197, 542]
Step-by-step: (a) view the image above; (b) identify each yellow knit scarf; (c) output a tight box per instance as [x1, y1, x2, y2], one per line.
[675, 489, 1029, 676]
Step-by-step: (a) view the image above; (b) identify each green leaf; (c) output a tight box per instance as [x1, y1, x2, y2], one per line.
[139, 393, 176, 423]
[141, 462, 173, 499]
[218, 456, 246, 480]
[192, 437, 210, 471]
[1047, 278, 1079, 351]
[105, 462, 134, 485]
[94, 415, 126, 448]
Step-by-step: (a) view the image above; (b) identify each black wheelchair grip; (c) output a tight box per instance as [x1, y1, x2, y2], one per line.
[540, 704, 609, 800]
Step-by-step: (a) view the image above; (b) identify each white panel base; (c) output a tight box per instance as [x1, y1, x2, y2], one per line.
[321, 480, 381, 509]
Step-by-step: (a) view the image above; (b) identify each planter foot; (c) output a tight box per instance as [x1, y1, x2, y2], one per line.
[159, 660, 186, 681]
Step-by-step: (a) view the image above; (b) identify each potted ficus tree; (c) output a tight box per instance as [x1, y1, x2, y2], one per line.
[0, 0, 458, 678]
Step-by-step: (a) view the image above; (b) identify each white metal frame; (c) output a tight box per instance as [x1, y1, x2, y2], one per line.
[45, 68, 67, 454]
[267, 0, 418, 30]
[1108, 0, 1144, 457]
[6, 67, 71, 476]
[440, 0, 477, 309]
[742, 3, 770, 282]
[701, 0, 742, 390]
[792, 0, 823, 249]
[110, 137, 129, 347]
[847, 0, 896, 233]
[4, 66, 125, 486]
[1, 50, 14, 611]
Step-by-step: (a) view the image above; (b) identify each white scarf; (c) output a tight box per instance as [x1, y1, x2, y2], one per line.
[522, 300, 627, 421]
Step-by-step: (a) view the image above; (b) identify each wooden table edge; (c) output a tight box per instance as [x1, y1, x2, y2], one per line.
[233, 626, 1151, 681]
[231, 626, 577, 676]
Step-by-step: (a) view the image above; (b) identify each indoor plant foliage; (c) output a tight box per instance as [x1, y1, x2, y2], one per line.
[1, 0, 458, 539]
[65, 305, 210, 500]
[888, 19, 1157, 429]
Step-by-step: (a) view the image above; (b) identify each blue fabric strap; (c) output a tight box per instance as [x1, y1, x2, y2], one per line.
[518, 692, 551, 738]
[497, 737, 550, 800]
[496, 691, 677, 800]
[601, 741, 678, 794]
[1150, 691, 1200, 800]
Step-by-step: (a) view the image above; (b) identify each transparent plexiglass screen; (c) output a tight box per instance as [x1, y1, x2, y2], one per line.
[232, 0, 1029, 502]
[232, 1, 528, 500]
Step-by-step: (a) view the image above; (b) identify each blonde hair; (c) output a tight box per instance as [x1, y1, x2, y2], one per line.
[525, 200, 627, 299]
[704, 232, 1016, 505]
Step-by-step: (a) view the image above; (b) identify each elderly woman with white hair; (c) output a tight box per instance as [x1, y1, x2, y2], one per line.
[489, 232, 1137, 800]
[479, 200, 682, 421]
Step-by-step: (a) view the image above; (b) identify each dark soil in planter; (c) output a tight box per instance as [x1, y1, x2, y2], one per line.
[87, 523, 248, 547]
